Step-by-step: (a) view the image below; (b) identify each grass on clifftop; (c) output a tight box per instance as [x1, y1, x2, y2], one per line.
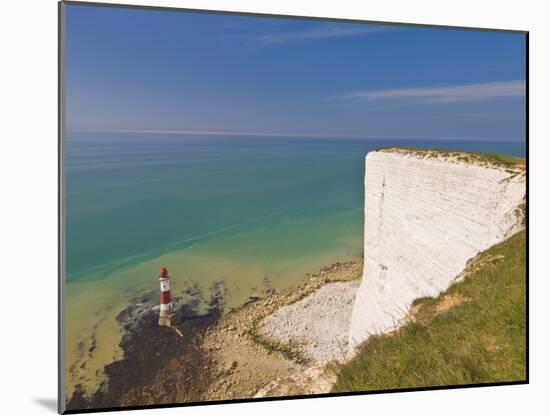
[378, 147, 525, 170]
[333, 230, 526, 392]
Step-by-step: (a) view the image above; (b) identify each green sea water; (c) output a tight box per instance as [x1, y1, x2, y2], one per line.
[64, 132, 525, 395]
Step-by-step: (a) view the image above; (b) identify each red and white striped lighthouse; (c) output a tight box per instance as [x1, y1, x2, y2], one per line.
[158, 267, 174, 327]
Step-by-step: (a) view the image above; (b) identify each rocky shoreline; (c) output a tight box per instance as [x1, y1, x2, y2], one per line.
[260, 280, 360, 365]
[203, 260, 362, 400]
[67, 260, 362, 411]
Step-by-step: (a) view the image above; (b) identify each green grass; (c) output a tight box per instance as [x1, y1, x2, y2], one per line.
[378, 147, 525, 169]
[246, 327, 312, 366]
[333, 230, 526, 392]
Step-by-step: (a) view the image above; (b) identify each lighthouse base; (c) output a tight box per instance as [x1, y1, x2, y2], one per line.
[158, 313, 174, 327]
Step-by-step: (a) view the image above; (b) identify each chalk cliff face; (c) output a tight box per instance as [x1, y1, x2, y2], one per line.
[348, 150, 526, 350]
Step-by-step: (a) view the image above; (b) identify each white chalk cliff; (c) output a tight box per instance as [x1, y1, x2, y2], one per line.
[348, 149, 526, 350]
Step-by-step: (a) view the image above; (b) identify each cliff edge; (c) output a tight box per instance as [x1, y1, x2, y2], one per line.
[348, 148, 526, 350]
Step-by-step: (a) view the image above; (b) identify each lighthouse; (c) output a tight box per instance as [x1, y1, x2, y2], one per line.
[158, 267, 174, 327]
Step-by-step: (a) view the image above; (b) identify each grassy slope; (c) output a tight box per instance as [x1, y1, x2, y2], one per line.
[333, 230, 526, 392]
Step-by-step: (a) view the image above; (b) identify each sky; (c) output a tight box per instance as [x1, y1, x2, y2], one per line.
[65, 4, 526, 141]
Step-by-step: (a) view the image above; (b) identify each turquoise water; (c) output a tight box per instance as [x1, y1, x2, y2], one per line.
[66, 133, 524, 284]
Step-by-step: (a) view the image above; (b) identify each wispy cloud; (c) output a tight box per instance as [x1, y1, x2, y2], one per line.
[340, 80, 525, 104]
[256, 24, 386, 44]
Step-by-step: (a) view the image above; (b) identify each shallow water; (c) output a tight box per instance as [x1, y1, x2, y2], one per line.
[64, 133, 525, 395]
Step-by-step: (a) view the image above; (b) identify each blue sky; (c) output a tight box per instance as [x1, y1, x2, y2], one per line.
[65, 4, 526, 140]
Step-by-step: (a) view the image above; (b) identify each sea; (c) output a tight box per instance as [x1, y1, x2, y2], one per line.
[64, 132, 525, 395]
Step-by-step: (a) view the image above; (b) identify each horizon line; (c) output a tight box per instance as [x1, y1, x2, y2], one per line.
[66, 128, 526, 142]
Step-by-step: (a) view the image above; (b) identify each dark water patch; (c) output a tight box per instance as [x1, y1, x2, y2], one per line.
[67, 283, 226, 411]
